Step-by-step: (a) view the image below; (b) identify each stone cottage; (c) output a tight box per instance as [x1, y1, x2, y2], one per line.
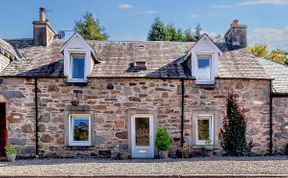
[0, 8, 287, 158]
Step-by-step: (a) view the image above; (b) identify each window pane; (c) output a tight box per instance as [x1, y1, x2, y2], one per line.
[198, 119, 210, 141]
[73, 117, 89, 141]
[135, 117, 150, 146]
[72, 56, 85, 79]
[197, 57, 211, 80]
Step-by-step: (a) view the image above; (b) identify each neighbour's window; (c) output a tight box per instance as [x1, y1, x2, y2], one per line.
[69, 114, 91, 146]
[71, 54, 85, 81]
[196, 56, 212, 83]
[196, 115, 214, 145]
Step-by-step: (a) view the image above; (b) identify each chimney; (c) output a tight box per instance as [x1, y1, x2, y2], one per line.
[39, 7, 46, 22]
[224, 19, 247, 50]
[33, 7, 57, 46]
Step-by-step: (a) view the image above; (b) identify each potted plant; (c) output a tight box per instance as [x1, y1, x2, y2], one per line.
[5, 144, 17, 162]
[204, 139, 213, 151]
[155, 128, 171, 159]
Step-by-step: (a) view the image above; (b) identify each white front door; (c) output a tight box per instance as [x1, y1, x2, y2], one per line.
[131, 114, 154, 158]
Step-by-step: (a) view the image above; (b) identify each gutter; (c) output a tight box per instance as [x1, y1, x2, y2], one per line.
[269, 81, 273, 155]
[180, 79, 185, 147]
[34, 78, 39, 156]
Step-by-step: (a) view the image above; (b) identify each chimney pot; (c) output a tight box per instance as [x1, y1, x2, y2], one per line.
[231, 19, 239, 27]
[39, 7, 46, 22]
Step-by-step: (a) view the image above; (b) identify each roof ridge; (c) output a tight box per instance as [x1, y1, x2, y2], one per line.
[258, 57, 288, 67]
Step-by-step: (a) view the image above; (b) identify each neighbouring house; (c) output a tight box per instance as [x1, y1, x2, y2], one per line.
[0, 8, 287, 158]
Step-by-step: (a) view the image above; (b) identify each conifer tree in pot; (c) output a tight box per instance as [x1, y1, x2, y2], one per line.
[220, 93, 250, 156]
[155, 128, 171, 159]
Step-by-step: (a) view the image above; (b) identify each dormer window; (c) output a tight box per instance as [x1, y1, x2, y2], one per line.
[196, 55, 212, 83]
[190, 34, 222, 85]
[71, 54, 85, 80]
[60, 33, 98, 83]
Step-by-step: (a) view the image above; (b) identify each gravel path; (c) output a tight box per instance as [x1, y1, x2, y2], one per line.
[0, 156, 288, 176]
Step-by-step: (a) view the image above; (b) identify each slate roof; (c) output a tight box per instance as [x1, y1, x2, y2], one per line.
[0, 39, 18, 60]
[257, 57, 288, 94]
[0, 39, 272, 80]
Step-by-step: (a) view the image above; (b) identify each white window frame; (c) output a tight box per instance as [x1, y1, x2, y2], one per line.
[195, 114, 214, 145]
[68, 114, 92, 146]
[195, 55, 213, 84]
[68, 50, 87, 83]
[69, 53, 86, 83]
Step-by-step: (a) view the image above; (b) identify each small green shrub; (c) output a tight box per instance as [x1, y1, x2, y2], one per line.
[205, 139, 212, 146]
[5, 144, 17, 155]
[155, 128, 171, 151]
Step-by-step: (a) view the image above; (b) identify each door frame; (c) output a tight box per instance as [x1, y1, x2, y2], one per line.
[131, 114, 154, 158]
[127, 109, 157, 159]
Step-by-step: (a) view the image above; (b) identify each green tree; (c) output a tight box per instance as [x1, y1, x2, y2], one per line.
[268, 49, 288, 64]
[147, 17, 167, 41]
[148, 18, 186, 42]
[174, 29, 186, 41]
[165, 24, 186, 41]
[164, 24, 176, 41]
[184, 23, 202, 42]
[248, 44, 269, 57]
[74, 12, 109, 40]
[184, 29, 196, 42]
[194, 23, 202, 41]
[220, 93, 250, 156]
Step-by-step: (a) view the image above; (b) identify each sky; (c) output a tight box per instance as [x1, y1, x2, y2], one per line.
[0, 0, 287, 50]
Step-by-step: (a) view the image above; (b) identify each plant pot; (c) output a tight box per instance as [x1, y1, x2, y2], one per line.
[159, 151, 168, 159]
[119, 153, 129, 160]
[6, 154, 16, 162]
[204, 145, 213, 151]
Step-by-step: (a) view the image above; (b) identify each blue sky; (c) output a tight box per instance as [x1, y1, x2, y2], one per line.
[0, 0, 287, 49]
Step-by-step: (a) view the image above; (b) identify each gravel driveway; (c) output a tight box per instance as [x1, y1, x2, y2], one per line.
[0, 156, 288, 177]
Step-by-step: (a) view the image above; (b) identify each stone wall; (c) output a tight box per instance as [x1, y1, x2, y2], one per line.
[184, 79, 270, 155]
[273, 97, 288, 154]
[0, 77, 271, 157]
[0, 78, 36, 156]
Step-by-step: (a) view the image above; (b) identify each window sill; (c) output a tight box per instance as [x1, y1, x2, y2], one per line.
[65, 80, 88, 86]
[191, 145, 220, 149]
[195, 80, 215, 85]
[64, 145, 95, 151]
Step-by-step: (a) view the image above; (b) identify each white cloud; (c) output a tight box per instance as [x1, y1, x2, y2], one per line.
[211, 4, 234, 8]
[119, 3, 133, 10]
[188, 14, 198, 19]
[188, 12, 220, 19]
[138, 10, 157, 15]
[249, 26, 288, 49]
[239, 0, 288, 5]
[212, 0, 288, 8]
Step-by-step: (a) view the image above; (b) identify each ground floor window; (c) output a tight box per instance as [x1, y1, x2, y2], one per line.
[69, 114, 91, 146]
[195, 114, 214, 145]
